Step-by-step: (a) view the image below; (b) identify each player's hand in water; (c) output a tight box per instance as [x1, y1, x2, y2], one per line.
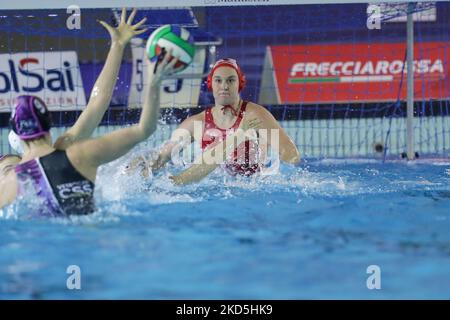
[124, 155, 150, 178]
[124, 148, 167, 178]
[168, 175, 182, 185]
[98, 8, 148, 47]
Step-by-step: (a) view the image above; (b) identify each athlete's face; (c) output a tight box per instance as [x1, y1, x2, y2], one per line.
[0, 155, 20, 176]
[212, 66, 240, 106]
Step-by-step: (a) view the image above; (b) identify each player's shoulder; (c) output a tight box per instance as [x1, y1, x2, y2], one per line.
[245, 101, 272, 118]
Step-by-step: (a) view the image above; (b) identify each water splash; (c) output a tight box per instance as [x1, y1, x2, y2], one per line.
[2, 143, 449, 222]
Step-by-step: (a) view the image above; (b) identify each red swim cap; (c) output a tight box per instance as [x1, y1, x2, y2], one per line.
[206, 58, 246, 92]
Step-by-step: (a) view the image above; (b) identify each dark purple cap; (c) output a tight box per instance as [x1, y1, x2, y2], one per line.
[10, 95, 51, 140]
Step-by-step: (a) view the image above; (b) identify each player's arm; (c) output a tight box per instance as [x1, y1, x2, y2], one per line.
[170, 163, 217, 186]
[54, 8, 147, 150]
[67, 52, 179, 180]
[170, 121, 255, 186]
[125, 111, 202, 177]
[0, 173, 17, 209]
[151, 113, 202, 171]
[253, 105, 300, 165]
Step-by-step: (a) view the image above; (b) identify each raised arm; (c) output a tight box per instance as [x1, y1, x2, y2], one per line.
[67, 52, 180, 181]
[54, 8, 148, 150]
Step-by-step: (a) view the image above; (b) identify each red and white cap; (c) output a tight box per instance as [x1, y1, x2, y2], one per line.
[207, 58, 246, 92]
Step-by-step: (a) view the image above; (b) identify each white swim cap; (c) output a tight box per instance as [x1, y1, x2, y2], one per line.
[8, 130, 24, 155]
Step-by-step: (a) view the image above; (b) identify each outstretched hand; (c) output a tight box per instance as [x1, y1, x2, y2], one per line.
[98, 8, 148, 47]
[148, 48, 185, 84]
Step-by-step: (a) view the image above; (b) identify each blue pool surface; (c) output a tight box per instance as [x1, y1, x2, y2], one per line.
[1, 157, 450, 299]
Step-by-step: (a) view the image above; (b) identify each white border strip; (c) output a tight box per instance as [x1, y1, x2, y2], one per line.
[0, 0, 437, 10]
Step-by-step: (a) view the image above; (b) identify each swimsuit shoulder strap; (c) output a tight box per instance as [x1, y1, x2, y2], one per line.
[231, 100, 248, 130]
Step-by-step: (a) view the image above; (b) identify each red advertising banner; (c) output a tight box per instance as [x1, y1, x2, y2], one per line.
[269, 42, 450, 104]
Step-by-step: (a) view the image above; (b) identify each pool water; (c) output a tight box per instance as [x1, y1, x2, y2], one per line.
[1, 157, 450, 299]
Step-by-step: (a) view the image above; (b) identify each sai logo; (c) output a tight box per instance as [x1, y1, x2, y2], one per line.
[0, 57, 76, 94]
[0, 51, 86, 110]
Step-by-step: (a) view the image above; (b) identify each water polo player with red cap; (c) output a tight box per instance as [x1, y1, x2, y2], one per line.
[132, 58, 300, 185]
[202, 58, 260, 176]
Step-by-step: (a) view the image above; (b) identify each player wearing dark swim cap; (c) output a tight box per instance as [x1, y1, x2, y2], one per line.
[0, 26, 181, 214]
[4, 8, 149, 173]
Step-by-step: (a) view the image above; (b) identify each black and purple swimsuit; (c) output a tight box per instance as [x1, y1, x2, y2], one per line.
[15, 150, 95, 216]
